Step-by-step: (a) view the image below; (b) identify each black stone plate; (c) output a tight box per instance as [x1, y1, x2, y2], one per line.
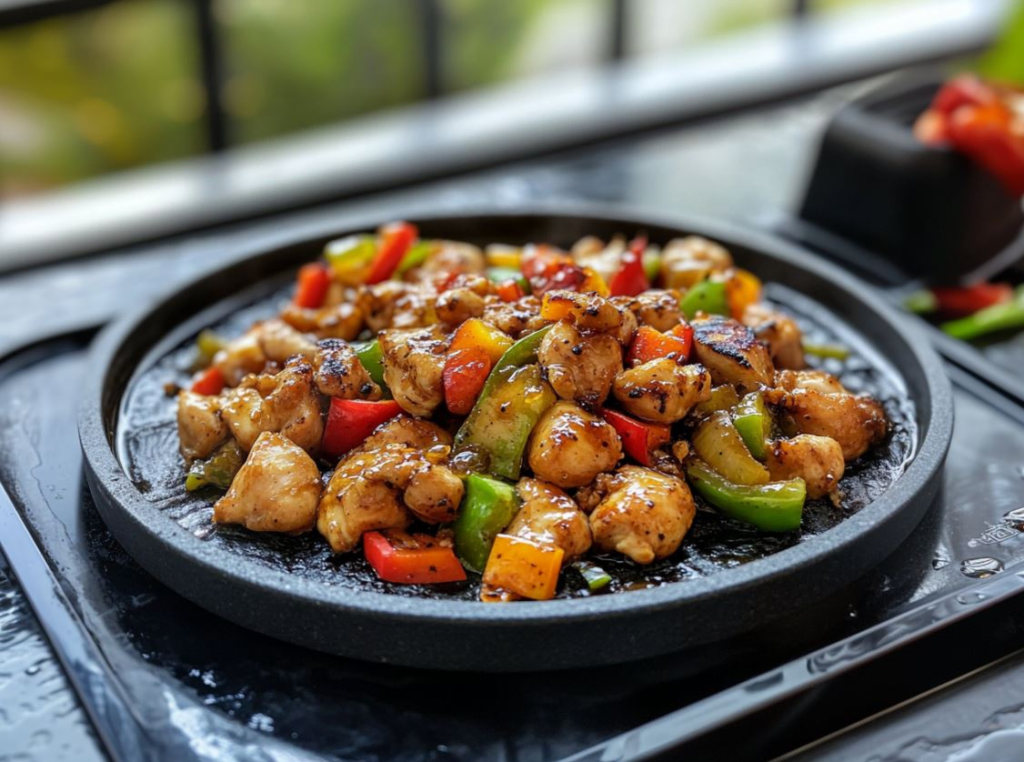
[79, 208, 953, 671]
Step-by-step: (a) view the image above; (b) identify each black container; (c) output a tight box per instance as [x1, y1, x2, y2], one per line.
[798, 73, 1024, 284]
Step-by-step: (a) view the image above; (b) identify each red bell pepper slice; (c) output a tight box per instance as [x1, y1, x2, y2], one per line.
[443, 347, 492, 416]
[931, 282, 1013, 318]
[602, 409, 671, 466]
[363, 530, 467, 584]
[190, 366, 225, 396]
[520, 245, 586, 297]
[931, 75, 997, 115]
[293, 262, 332, 309]
[608, 235, 650, 297]
[365, 222, 418, 285]
[321, 398, 402, 459]
[947, 103, 1024, 196]
[626, 324, 693, 366]
[495, 279, 524, 303]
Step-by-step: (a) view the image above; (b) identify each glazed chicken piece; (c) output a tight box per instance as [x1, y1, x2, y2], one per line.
[220, 357, 324, 452]
[379, 326, 448, 417]
[538, 321, 622, 406]
[571, 235, 627, 284]
[358, 281, 438, 332]
[406, 240, 486, 282]
[691, 315, 775, 391]
[765, 434, 845, 499]
[214, 432, 322, 533]
[540, 290, 624, 334]
[436, 285, 488, 326]
[317, 443, 464, 552]
[312, 338, 381, 400]
[317, 450, 412, 553]
[213, 332, 267, 387]
[481, 294, 548, 338]
[527, 402, 622, 488]
[578, 466, 696, 564]
[507, 478, 593, 559]
[253, 319, 318, 364]
[612, 358, 712, 423]
[661, 236, 733, 289]
[359, 415, 452, 452]
[611, 290, 683, 333]
[742, 303, 805, 370]
[767, 369, 887, 461]
[177, 391, 228, 463]
[279, 301, 365, 341]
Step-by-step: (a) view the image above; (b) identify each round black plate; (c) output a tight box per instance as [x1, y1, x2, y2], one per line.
[79, 207, 953, 671]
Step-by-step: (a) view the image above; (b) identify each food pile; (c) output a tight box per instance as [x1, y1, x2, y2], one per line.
[176, 223, 888, 601]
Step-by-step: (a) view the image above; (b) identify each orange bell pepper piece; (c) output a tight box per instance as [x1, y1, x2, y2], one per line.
[190, 366, 225, 396]
[626, 325, 693, 365]
[726, 268, 762, 320]
[483, 534, 565, 601]
[449, 318, 513, 365]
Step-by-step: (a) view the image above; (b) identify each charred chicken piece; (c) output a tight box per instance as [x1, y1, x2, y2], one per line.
[313, 339, 381, 400]
[177, 391, 228, 464]
[214, 431, 322, 533]
[742, 303, 804, 370]
[612, 357, 712, 423]
[691, 315, 775, 391]
[611, 290, 683, 332]
[578, 466, 696, 564]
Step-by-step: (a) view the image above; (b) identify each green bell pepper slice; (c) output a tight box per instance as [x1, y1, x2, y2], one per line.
[351, 338, 388, 392]
[801, 341, 851, 360]
[573, 560, 613, 592]
[393, 240, 433, 279]
[686, 459, 805, 532]
[732, 392, 771, 461]
[680, 280, 729, 319]
[454, 473, 520, 572]
[193, 329, 226, 370]
[186, 439, 244, 492]
[642, 250, 661, 284]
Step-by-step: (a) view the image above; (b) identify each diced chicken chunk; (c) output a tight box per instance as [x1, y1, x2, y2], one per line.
[611, 290, 683, 332]
[253, 319, 318, 364]
[317, 451, 411, 553]
[527, 402, 622, 488]
[612, 358, 712, 423]
[313, 339, 381, 399]
[379, 327, 448, 417]
[765, 434, 845, 499]
[538, 321, 622, 406]
[578, 466, 695, 564]
[214, 432, 321, 533]
[177, 391, 228, 463]
[507, 478, 593, 559]
[661, 236, 733, 289]
[742, 303, 804, 370]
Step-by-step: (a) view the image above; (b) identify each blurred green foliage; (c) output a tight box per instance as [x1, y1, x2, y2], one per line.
[979, 0, 1024, 84]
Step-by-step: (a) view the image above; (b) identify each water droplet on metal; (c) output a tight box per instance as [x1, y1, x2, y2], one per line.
[960, 557, 1004, 579]
[956, 591, 989, 605]
[931, 556, 950, 570]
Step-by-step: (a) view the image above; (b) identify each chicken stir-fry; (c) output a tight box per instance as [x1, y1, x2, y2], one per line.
[176, 222, 891, 601]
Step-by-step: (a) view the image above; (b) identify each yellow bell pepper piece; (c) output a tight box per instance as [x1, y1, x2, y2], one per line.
[449, 318, 514, 366]
[485, 246, 522, 269]
[483, 534, 565, 601]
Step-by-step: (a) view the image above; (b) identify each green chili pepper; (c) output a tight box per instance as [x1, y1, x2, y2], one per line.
[393, 241, 433, 279]
[686, 460, 805, 532]
[732, 392, 771, 461]
[680, 280, 729, 319]
[352, 339, 388, 392]
[186, 440, 244, 492]
[802, 341, 851, 360]
[486, 267, 531, 293]
[324, 234, 376, 277]
[642, 250, 661, 284]
[941, 286, 1024, 341]
[574, 560, 613, 592]
[453, 474, 520, 572]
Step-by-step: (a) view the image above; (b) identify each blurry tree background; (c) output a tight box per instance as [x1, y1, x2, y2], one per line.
[0, 0, 901, 199]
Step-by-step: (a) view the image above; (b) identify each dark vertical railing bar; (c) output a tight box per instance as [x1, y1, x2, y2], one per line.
[421, 0, 442, 98]
[611, 0, 626, 60]
[793, 0, 810, 18]
[192, 0, 228, 151]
